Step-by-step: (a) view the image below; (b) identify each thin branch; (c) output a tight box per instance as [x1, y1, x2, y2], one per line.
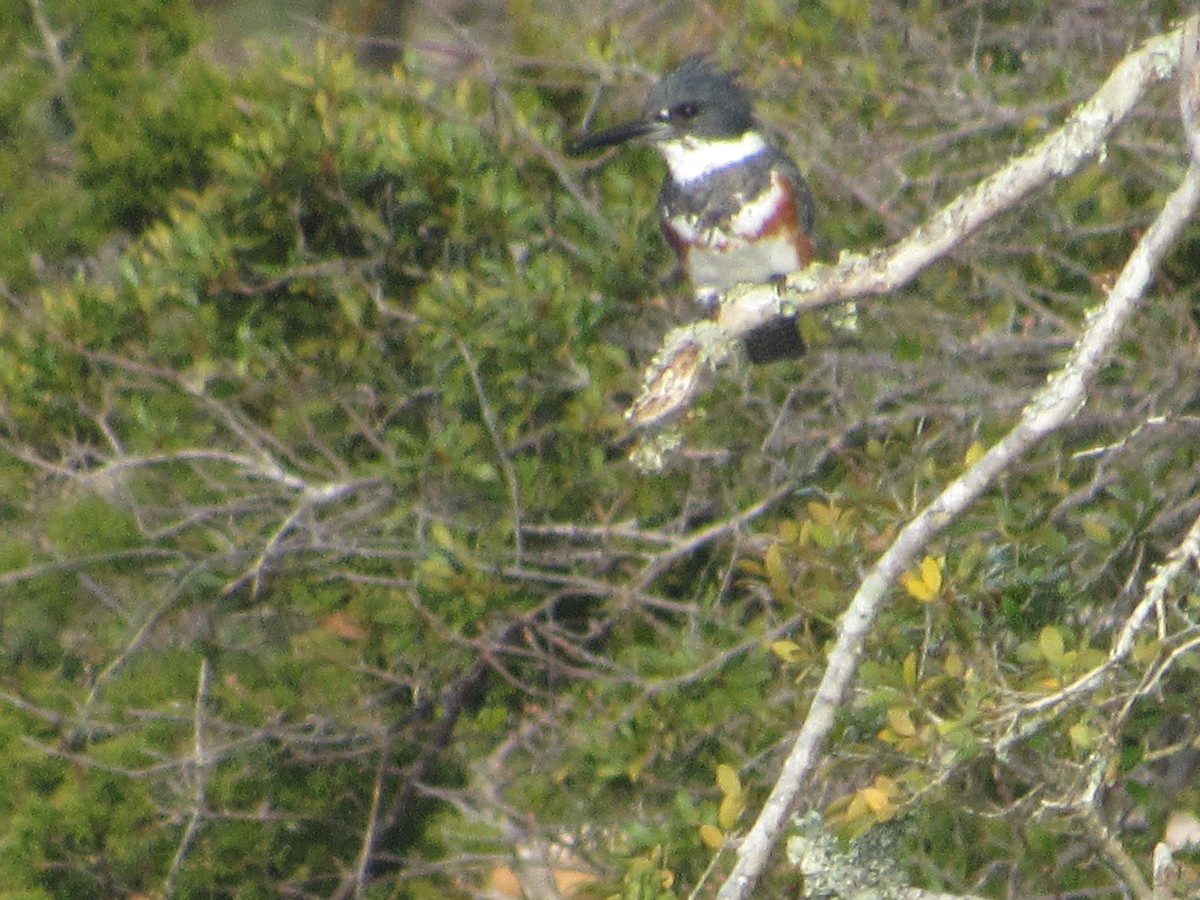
[454, 336, 525, 565]
[350, 732, 392, 899]
[643, 611, 810, 698]
[221, 478, 379, 596]
[630, 478, 801, 592]
[81, 563, 213, 724]
[164, 657, 213, 897]
[26, 0, 75, 128]
[1080, 804, 1153, 899]
[0, 440, 310, 491]
[520, 520, 679, 547]
[1179, 16, 1200, 162]
[716, 25, 1200, 897]
[996, 512, 1200, 757]
[0, 548, 180, 587]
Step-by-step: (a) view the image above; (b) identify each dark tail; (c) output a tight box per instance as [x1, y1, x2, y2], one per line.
[742, 317, 805, 364]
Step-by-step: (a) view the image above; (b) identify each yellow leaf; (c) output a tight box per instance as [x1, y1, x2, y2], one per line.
[845, 791, 871, 820]
[763, 542, 789, 598]
[858, 776, 901, 822]
[626, 751, 650, 782]
[429, 519, 454, 550]
[718, 792, 744, 830]
[902, 651, 918, 690]
[716, 763, 742, 798]
[698, 823, 724, 849]
[886, 707, 917, 738]
[771, 640, 803, 663]
[902, 555, 943, 601]
[873, 774, 899, 795]
[900, 571, 928, 601]
[963, 440, 986, 467]
[920, 556, 943, 592]
[807, 501, 839, 527]
[795, 519, 812, 547]
[860, 786, 894, 815]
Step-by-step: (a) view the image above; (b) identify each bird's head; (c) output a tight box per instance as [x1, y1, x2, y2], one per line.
[570, 56, 756, 154]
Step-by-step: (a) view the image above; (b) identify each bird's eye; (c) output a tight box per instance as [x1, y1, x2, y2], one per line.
[670, 101, 700, 119]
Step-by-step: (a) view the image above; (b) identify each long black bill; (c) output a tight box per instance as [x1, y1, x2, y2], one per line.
[567, 118, 662, 155]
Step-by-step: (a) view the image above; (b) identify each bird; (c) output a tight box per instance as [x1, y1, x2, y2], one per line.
[571, 55, 815, 364]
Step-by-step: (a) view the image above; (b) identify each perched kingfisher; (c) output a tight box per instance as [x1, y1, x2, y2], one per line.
[572, 55, 815, 363]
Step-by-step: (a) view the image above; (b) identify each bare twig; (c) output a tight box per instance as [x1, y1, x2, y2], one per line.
[27, 0, 75, 126]
[455, 336, 525, 565]
[997, 505, 1200, 749]
[351, 732, 392, 899]
[0, 549, 179, 587]
[221, 477, 379, 596]
[630, 477, 801, 592]
[0, 440, 310, 491]
[164, 657, 213, 896]
[80, 561, 213, 721]
[1179, 17, 1200, 162]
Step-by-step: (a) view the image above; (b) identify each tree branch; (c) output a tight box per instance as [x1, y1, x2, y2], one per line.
[163, 657, 213, 896]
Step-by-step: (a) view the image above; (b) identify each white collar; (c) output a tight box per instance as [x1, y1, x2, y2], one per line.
[657, 131, 768, 184]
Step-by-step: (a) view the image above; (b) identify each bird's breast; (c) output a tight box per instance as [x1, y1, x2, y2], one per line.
[662, 171, 812, 307]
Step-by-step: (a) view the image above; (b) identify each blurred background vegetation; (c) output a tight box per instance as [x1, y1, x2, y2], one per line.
[1, 0, 1199, 897]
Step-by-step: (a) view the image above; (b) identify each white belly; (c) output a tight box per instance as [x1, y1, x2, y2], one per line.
[670, 176, 803, 306]
[687, 232, 803, 307]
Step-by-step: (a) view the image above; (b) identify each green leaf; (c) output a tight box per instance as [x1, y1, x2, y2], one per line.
[1039, 625, 1066, 664]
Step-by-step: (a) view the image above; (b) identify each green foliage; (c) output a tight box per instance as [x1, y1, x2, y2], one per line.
[0, 6, 647, 891]
[69, 0, 229, 232]
[0, 2, 1198, 898]
[0, 0, 232, 287]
